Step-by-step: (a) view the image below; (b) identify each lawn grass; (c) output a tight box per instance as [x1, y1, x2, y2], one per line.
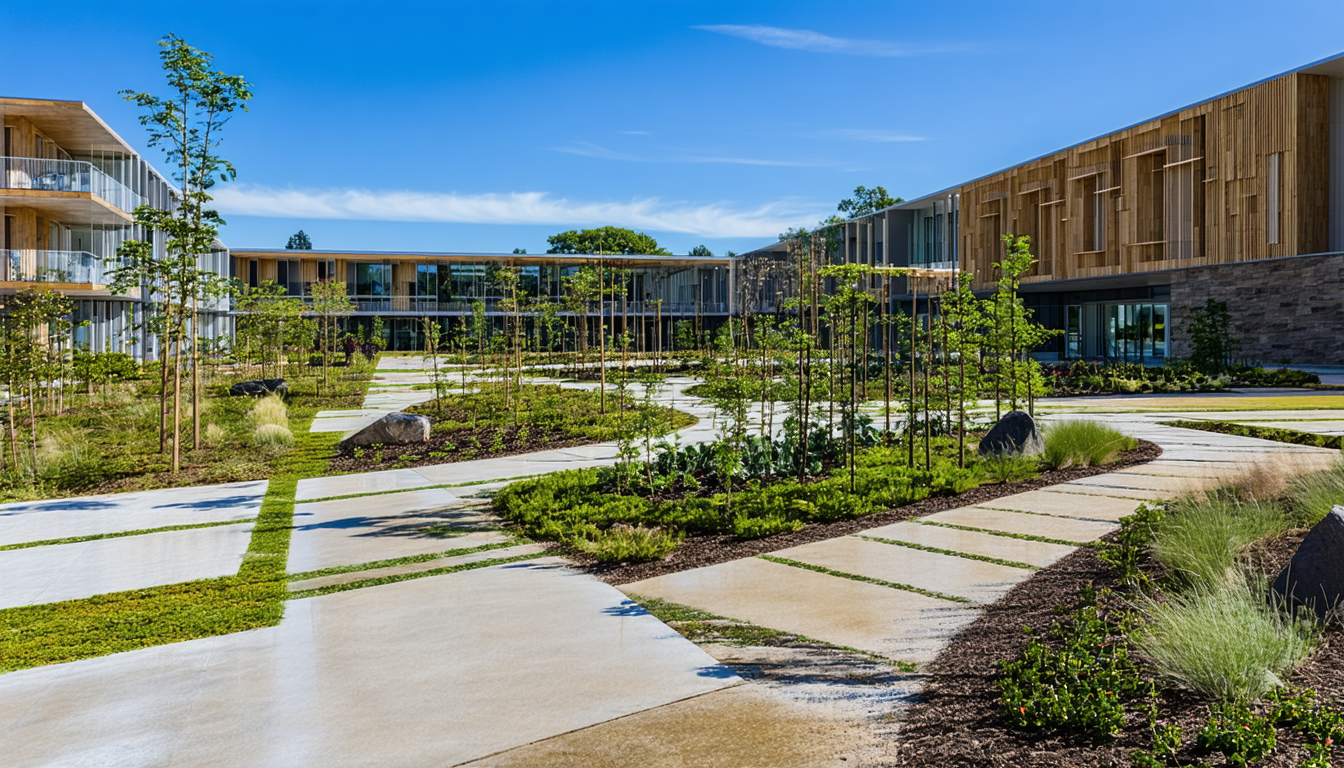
[1162, 419, 1344, 450]
[0, 382, 353, 673]
[1046, 395, 1344, 413]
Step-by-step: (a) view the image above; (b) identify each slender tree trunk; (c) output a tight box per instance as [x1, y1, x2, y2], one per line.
[172, 329, 183, 473]
[192, 296, 200, 452]
[159, 335, 170, 453]
[909, 278, 917, 469]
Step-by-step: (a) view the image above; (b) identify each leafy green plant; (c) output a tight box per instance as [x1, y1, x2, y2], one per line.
[1194, 702, 1276, 766]
[1041, 420, 1136, 469]
[1136, 581, 1318, 703]
[732, 513, 805, 540]
[1098, 503, 1162, 588]
[997, 592, 1145, 736]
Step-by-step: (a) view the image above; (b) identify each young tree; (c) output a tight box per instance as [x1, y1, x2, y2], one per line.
[1185, 299, 1239, 375]
[116, 35, 252, 472]
[308, 279, 355, 392]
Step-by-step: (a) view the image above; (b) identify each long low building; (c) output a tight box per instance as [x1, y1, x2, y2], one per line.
[230, 248, 737, 351]
[758, 51, 1344, 366]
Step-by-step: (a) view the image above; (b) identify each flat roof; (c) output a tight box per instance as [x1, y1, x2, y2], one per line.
[231, 248, 735, 265]
[1, 97, 140, 154]
[850, 48, 1344, 219]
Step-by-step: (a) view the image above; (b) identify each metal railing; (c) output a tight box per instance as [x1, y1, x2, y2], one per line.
[342, 298, 729, 315]
[0, 250, 106, 284]
[1, 156, 143, 212]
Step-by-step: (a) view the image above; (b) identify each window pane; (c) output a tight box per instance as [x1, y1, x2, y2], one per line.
[1153, 304, 1168, 359]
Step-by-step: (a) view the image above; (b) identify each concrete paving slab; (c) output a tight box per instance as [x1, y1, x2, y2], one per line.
[0, 522, 254, 609]
[922, 506, 1117, 542]
[295, 468, 437, 501]
[975, 489, 1143, 522]
[1237, 420, 1344, 435]
[859, 520, 1077, 568]
[1045, 483, 1167, 501]
[289, 489, 507, 574]
[770, 536, 1032, 604]
[622, 557, 980, 663]
[1114, 462, 1244, 478]
[287, 543, 546, 592]
[0, 480, 265, 547]
[1067, 473, 1213, 494]
[0, 559, 739, 768]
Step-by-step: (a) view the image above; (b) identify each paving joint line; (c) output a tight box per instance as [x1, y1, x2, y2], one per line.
[287, 550, 550, 599]
[0, 517, 259, 551]
[757, 554, 972, 604]
[854, 534, 1039, 570]
[914, 520, 1100, 548]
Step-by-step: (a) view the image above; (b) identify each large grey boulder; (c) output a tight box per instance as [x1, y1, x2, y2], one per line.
[230, 378, 288, 397]
[1272, 506, 1344, 622]
[339, 413, 431, 452]
[978, 410, 1044, 457]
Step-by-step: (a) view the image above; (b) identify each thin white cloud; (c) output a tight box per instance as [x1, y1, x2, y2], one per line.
[827, 129, 927, 143]
[213, 184, 827, 239]
[551, 141, 816, 167]
[694, 24, 956, 57]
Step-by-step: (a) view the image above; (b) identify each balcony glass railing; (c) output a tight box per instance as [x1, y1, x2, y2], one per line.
[1, 157, 143, 212]
[1, 250, 107, 285]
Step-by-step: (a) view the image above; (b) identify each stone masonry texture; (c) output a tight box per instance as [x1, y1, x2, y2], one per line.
[1169, 253, 1344, 365]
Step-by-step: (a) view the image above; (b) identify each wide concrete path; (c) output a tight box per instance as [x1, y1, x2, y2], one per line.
[621, 416, 1337, 671]
[0, 559, 740, 768]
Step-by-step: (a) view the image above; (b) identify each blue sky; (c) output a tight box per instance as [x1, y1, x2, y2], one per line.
[6, 1, 1344, 255]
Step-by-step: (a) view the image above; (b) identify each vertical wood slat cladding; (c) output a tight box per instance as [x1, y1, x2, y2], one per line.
[956, 72, 1330, 290]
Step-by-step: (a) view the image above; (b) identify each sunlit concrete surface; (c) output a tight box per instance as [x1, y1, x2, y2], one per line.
[919, 505, 1119, 542]
[859, 519, 1076, 568]
[288, 488, 505, 573]
[0, 479, 266, 547]
[0, 522, 254, 609]
[0, 559, 739, 768]
[623, 556, 981, 664]
[770, 536, 1031, 604]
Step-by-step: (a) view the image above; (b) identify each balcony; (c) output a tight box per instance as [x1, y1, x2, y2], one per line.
[1, 157, 143, 213]
[0, 250, 107, 286]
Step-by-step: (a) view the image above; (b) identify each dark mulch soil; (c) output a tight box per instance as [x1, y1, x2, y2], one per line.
[589, 439, 1162, 585]
[888, 523, 1343, 768]
[329, 422, 599, 474]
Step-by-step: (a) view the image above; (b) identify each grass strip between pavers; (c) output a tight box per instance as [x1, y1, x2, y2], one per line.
[286, 539, 527, 582]
[915, 520, 1100, 548]
[286, 549, 549, 600]
[0, 408, 338, 674]
[757, 555, 972, 604]
[0, 518, 258, 551]
[855, 534, 1039, 570]
[628, 594, 919, 672]
[1161, 419, 1344, 450]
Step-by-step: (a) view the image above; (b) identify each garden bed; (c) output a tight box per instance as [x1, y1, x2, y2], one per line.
[1163, 419, 1344, 450]
[330, 384, 695, 473]
[590, 439, 1161, 585]
[889, 532, 1343, 768]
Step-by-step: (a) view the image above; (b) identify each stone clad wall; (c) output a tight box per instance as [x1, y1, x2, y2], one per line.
[1168, 253, 1344, 365]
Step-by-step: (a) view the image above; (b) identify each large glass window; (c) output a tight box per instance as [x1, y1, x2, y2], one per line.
[1099, 302, 1169, 363]
[415, 264, 437, 297]
[450, 264, 487, 298]
[1065, 305, 1082, 358]
[356, 263, 391, 296]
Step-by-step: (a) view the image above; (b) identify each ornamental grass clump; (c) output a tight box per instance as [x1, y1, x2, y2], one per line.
[1041, 419, 1136, 469]
[1285, 457, 1344, 527]
[1135, 580, 1318, 704]
[1151, 491, 1291, 591]
[247, 394, 289, 429]
[252, 423, 295, 450]
[572, 523, 681, 563]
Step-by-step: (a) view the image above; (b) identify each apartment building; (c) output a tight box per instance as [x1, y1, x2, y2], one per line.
[0, 97, 231, 359]
[230, 248, 736, 351]
[787, 52, 1344, 366]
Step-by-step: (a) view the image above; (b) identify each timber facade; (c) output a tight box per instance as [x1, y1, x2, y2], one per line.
[816, 54, 1344, 365]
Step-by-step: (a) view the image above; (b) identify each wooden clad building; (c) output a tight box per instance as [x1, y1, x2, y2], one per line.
[824, 53, 1344, 365]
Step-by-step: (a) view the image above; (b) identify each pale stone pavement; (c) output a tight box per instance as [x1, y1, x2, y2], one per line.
[3, 364, 1343, 767]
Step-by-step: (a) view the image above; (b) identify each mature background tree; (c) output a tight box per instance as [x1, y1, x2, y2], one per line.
[286, 230, 312, 250]
[837, 185, 901, 218]
[512, 247, 527, 254]
[115, 35, 252, 473]
[547, 226, 669, 255]
[689, 244, 713, 257]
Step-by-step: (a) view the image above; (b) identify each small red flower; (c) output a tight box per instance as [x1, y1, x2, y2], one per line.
[1020, 707, 1027, 714]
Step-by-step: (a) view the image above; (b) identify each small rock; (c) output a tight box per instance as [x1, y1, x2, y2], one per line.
[229, 378, 288, 397]
[339, 413, 431, 452]
[1272, 506, 1344, 622]
[978, 410, 1044, 457]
